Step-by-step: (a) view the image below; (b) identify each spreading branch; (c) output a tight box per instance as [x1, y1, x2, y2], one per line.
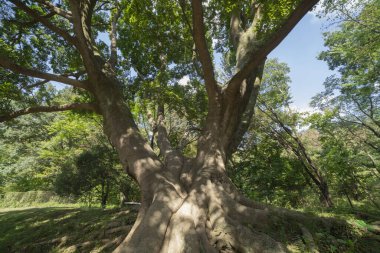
[226, 0, 319, 94]
[23, 80, 49, 90]
[10, 0, 78, 47]
[35, 0, 73, 21]
[178, 0, 193, 34]
[258, 102, 325, 181]
[340, 113, 380, 139]
[351, 95, 380, 128]
[191, 0, 220, 103]
[0, 103, 97, 123]
[0, 55, 89, 90]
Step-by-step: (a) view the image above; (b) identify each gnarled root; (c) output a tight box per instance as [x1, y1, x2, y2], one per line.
[114, 173, 355, 253]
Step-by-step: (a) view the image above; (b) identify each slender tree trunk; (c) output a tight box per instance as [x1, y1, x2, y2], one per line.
[101, 181, 106, 208]
[319, 181, 334, 208]
[344, 190, 355, 210]
[101, 179, 110, 208]
[265, 111, 334, 208]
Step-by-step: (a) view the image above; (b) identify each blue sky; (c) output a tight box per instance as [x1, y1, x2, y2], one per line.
[269, 13, 334, 111]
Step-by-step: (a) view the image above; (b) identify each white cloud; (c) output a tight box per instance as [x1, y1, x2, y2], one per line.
[289, 105, 321, 114]
[178, 75, 190, 86]
[212, 38, 219, 47]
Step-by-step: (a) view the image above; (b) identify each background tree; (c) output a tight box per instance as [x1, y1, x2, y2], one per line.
[55, 145, 134, 208]
[0, 87, 139, 206]
[231, 59, 333, 208]
[310, 0, 380, 209]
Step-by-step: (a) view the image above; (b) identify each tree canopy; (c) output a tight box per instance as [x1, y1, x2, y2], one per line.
[1, 0, 379, 253]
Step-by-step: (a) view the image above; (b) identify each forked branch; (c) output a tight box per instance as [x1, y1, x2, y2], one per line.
[68, 0, 100, 74]
[226, 0, 319, 94]
[0, 55, 89, 90]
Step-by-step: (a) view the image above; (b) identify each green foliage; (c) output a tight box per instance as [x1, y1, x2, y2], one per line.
[309, 0, 380, 208]
[55, 145, 138, 207]
[230, 58, 319, 208]
[0, 88, 139, 207]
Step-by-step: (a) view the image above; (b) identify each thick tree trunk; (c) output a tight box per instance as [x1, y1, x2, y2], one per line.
[113, 156, 286, 253]
[90, 83, 286, 252]
[81, 70, 285, 252]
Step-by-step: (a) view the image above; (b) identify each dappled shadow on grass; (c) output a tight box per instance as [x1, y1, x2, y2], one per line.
[268, 204, 380, 252]
[238, 204, 380, 253]
[0, 207, 138, 253]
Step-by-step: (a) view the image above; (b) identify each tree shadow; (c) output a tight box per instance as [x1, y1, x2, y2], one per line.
[0, 207, 138, 253]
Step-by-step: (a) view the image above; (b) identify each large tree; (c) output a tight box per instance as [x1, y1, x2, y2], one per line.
[0, 0, 322, 252]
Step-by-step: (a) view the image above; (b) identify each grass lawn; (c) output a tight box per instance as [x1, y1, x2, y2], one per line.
[0, 207, 138, 253]
[0, 205, 379, 252]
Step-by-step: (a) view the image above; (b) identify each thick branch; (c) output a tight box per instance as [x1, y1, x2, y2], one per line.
[10, 0, 78, 47]
[225, 62, 264, 157]
[226, 0, 319, 94]
[0, 55, 89, 90]
[23, 80, 49, 90]
[156, 106, 184, 178]
[0, 103, 97, 123]
[191, 0, 220, 103]
[68, 0, 102, 77]
[230, 9, 242, 49]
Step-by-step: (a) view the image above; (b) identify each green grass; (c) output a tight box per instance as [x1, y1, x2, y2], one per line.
[0, 206, 138, 253]
[286, 203, 380, 253]
[0, 203, 379, 253]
